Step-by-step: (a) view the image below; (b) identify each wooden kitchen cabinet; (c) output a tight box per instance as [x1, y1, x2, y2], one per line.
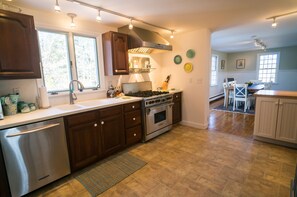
[172, 92, 182, 124]
[99, 106, 125, 157]
[0, 9, 41, 79]
[124, 102, 142, 146]
[65, 111, 101, 172]
[102, 31, 129, 76]
[254, 97, 297, 144]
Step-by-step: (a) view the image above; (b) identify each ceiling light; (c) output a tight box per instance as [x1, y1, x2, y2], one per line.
[96, 10, 102, 21]
[267, 10, 297, 28]
[271, 17, 277, 28]
[54, 0, 61, 12]
[6, 0, 13, 2]
[67, 13, 77, 28]
[254, 38, 266, 50]
[129, 18, 133, 30]
[170, 31, 174, 39]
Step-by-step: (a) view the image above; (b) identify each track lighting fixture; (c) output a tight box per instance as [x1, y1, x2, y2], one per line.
[54, 0, 61, 12]
[254, 38, 266, 50]
[96, 9, 102, 22]
[128, 18, 133, 30]
[267, 10, 297, 28]
[271, 17, 277, 28]
[67, 13, 77, 28]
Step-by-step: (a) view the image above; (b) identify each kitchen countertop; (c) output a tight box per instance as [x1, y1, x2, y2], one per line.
[254, 90, 297, 98]
[0, 97, 143, 130]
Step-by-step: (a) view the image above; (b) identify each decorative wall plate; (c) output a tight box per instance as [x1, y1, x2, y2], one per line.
[174, 55, 182, 64]
[184, 62, 193, 73]
[186, 49, 195, 58]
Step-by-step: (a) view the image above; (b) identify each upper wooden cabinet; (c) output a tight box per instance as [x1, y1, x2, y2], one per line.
[0, 9, 41, 79]
[102, 31, 129, 76]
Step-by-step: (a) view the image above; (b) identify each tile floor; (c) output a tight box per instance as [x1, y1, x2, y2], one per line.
[30, 124, 297, 197]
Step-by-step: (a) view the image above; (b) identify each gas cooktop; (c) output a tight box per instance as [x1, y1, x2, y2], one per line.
[125, 90, 169, 98]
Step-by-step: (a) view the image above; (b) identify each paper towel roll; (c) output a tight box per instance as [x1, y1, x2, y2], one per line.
[39, 86, 50, 108]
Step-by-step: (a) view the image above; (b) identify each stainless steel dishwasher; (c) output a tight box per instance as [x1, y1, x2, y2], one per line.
[0, 117, 70, 197]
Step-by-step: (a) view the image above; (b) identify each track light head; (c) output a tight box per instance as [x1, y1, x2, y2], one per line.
[271, 17, 277, 28]
[96, 10, 102, 21]
[54, 0, 61, 12]
[129, 18, 133, 30]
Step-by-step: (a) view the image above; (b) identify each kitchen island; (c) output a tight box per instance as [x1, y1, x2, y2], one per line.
[253, 90, 297, 147]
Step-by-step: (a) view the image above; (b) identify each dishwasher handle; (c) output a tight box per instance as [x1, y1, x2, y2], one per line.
[7, 123, 61, 137]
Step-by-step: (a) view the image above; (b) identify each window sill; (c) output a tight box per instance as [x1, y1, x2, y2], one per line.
[48, 88, 107, 98]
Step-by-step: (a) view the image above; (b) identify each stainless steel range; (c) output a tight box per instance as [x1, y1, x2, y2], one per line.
[122, 82, 174, 142]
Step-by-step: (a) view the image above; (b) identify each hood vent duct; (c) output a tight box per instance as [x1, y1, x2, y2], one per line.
[118, 25, 172, 54]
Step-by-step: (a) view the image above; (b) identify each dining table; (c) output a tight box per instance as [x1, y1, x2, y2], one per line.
[224, 84, 265, 107]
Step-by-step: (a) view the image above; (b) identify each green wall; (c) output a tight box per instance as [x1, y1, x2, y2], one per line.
[226, 45, 297, 71]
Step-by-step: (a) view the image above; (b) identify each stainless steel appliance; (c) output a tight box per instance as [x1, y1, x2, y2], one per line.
[0, 118, 70, 197]
[123, 82, 173, 141]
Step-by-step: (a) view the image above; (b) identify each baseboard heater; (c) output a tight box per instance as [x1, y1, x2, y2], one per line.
[209, 93, 224, 102]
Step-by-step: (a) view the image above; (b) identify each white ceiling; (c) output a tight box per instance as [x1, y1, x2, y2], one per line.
[8, 0, 297, 52]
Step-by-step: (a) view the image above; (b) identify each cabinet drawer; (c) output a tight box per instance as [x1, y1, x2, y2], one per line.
[173, 92, 181, 102]
[126, 125, 142, 145]
[125, 110, 141, 128]
[99, 105, 122, 118]
[65, 110, 97, 128]
[124, 102, 141, 112]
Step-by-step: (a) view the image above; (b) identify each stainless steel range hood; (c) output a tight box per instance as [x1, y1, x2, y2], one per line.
[118, 25, 172, 54]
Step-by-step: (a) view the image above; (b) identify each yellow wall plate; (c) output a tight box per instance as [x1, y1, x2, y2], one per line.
[184, 62, 193, 73]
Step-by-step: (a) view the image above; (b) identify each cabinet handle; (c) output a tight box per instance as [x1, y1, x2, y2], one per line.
[133, 133, 136, 137]
[275, 102, 278, 105]
[101, 121, 104, 125]
[94, 123, 97, 127]
[133, 117, 136, 121]
[176, 95, 179, 98]
[132, 105, 135, 109]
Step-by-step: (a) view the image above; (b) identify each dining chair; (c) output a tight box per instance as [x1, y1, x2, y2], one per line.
[223, 82, 234, 107]
[233, 84, 253, 112]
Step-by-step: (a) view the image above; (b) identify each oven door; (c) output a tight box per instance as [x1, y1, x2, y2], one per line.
[145, 103, 173, 135]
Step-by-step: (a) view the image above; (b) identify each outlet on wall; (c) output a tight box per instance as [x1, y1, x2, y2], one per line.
[13, 88, 20, 95]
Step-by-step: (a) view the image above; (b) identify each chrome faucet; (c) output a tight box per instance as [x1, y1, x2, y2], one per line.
[69, 80, 84, 104]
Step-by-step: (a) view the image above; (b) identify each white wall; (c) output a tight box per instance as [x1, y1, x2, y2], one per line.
[210, 50, 228, 98]
[161, 29, 211, 129]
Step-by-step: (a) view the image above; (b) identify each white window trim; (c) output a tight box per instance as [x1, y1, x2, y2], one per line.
[256, 51, 280, 84]
[37, 28, 106, 95]
[210, 54, 218, 87]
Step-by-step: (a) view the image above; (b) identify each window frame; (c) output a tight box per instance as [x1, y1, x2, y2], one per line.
[37, 29, 73, 93]
[37, 28, 104, 94]
[256, 52, 280, 84]
[72, 33, 100, 90]
[210, 54, 219, 86]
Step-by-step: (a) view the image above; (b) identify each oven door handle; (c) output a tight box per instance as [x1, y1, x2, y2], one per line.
[146, 102, 174, 115]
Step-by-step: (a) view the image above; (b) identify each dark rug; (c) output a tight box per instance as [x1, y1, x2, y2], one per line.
[75, 152, 147, 196]
[213, 104, 255, 115]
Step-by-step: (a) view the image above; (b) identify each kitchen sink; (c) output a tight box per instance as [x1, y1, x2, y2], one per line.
[78, 99, 119, 107]
[55, 104, 83, 111]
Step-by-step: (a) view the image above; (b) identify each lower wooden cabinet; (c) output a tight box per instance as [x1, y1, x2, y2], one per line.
[65, 105, 126, 172]
[172, 92, 182, 124]
[124, 102, 142, 146]
[99, 106, 125, 157]
[65, 111, 101, 172]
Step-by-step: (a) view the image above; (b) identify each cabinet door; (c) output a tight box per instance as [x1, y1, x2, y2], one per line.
[276, 99, 297, 143]
[100, 107, 124, 157]
[67, 122, 100, 172]
[172, 93, 182, 124]
[254, 97, 279, 138]
[112, 33, 129, 75]
[0, 10, 41, 79]
[65, 111, 100, 172]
